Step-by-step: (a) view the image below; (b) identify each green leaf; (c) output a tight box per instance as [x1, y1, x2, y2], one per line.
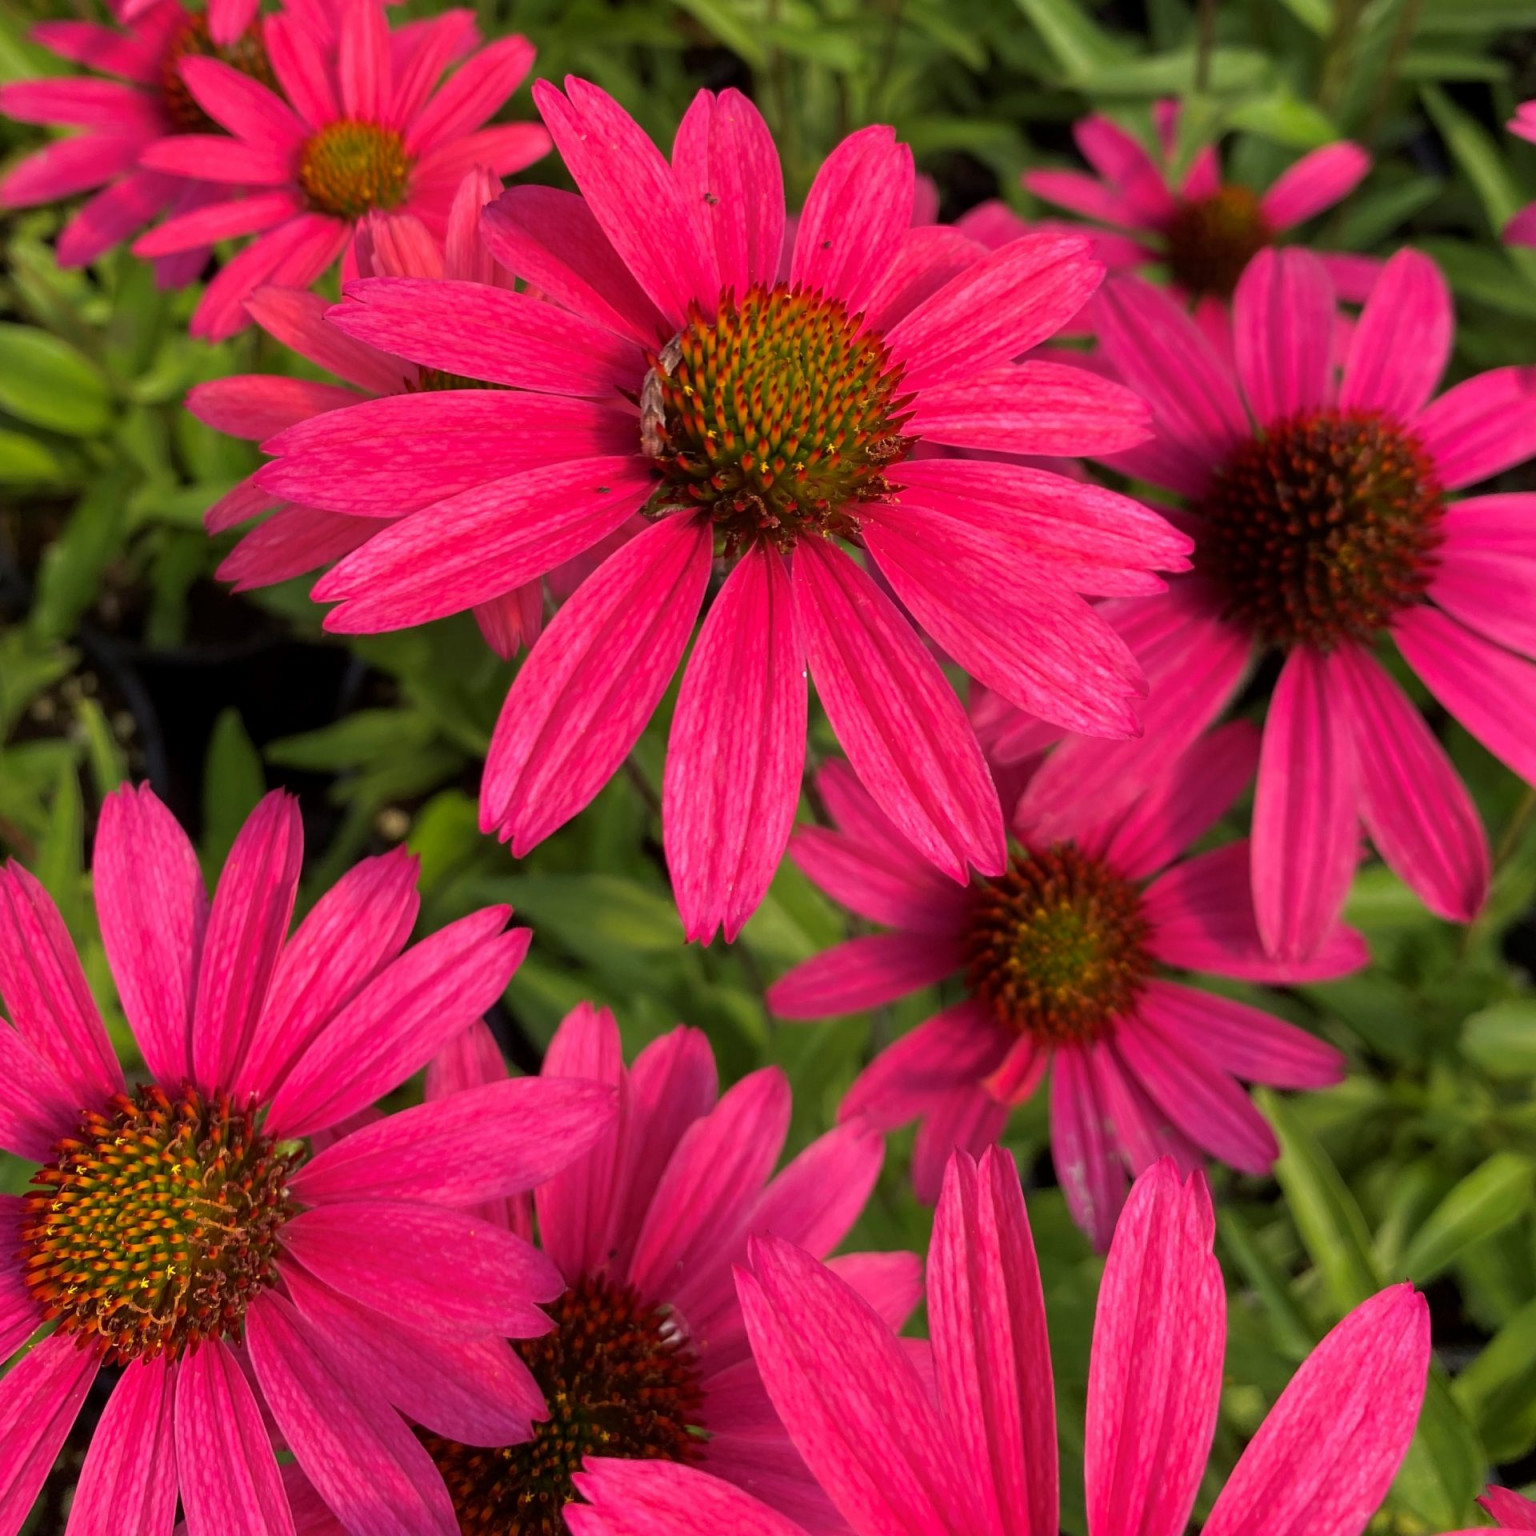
[1008, 0, 1124, 82]
[34, 759, 83, 926]
[201, 710, 266, 880]
[74, 698, 126, 801]
[1462, 998, 1536, 1078]
[1453, 1295, 1536, 1460]
[0, 325, 111, 437]
[1090, 47, 1270, 96]
[481, 873, 684, 965]
[1394, 1372, 1486, 1529]
[1217, 1207, 1317, 1359]
[29, 479, 129, 645]
[0, 429, 70, 485]
[267, 710, 439, 771]
[1226, 88, 1339, 149]
[1400, 1152, 1536, 1282]
[670, 0, 766, 67]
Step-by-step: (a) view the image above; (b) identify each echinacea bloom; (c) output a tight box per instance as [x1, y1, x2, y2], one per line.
[568, 1151, 1435, 1536]
[407, 1002, 918, 1534]
[1483, 1488, 1536, 1528]
[189, 167, 634, 657]
[257, 79, 1189, 942]
[1006, 244, 1536, 960]
[768, 726, 1357, 1246]
[0, 784, 618, 1536]
[1023, 98, 1376, 323]
[0, 0, 271, 285]
[131, 0, 548, 339]
[1507, 103, 1536, 247]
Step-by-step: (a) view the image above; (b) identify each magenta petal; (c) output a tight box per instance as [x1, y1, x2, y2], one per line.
[404, 34, 533, 154]
[790, 124, 912, 316]
[175, 1342, 295, 1536]
[264, 906, 529, 1138]
[664, 545, 806, 943]
[0, 1021, 91, 1161]
[745, 1118, 885, 1261]
[1202, 1287, 1429, 1536]
[1259, 141, 1370, 228]
[1414, 365, 1536, 490]
[794, 538, 1003, 880]
[481, 514, 713, 854]
[0, 1203, 41, 1360]
[0, 1332, 98, 1535]
[1232, 248, 1334, 423]
[1339, 249, 1451, 419]
[66, 1357, 177, 1536]
[95, 784, 206, 1083]
[768, 932, 967, 1019]
[189, 376, 361, 442]
[1431, 528, 1536, 660]
[243, 286, 403, 394]
[1251, 648, 1361, 961]
[574, 1460, 811, 1536]
[789, 821, 967, 935]
[930, 1147, 1058, 1536]
[246, 1293, 458, 1536]
[1482, 1489, 1536, 1530]
[1086, 1161, 1223, 1536]
[281, 1201, 561, 1336]
[219, 507, 373, 594]
[912, 1084, 1012, 1207]
[1049, 1045, 1127, 1252]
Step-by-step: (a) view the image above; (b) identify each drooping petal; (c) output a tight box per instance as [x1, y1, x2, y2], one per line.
[1339, 249, 1451, 419]
[768, 933, 967, 1019]
[789, 822, 968, 935]
[1050, 1045, 1127, 1253]
[1232, 247, 1334, 424]
[66, 1357, 178, 1536]
[404, 35, 532, 154]
[177, 54, 308, 145]
[912, 1083, 1013, 1207]
[0, 1332, 98, 1536]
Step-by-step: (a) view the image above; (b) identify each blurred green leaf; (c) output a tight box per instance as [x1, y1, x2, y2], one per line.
[202, 709, 266, 879]
[0, 325, 111, 437]
[1400, 1153, 1536, 1282]
[1009, 0, 1123, 82]
[1462, 999, 1536, 1078]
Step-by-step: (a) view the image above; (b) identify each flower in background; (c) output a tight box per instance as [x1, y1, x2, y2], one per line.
[0, 0, 272, 286]
[0, 784, 616, 1536]
[1016, 99, 1375, 342]
[1507, 102, 1536, 247]
[412, 1003, 916, 1534]
[131, 0, 548, 339]
[1001, 244, 1536, 961]
[258, 79, 1189, 943]
[188, 167, 636, 658]
[570, 1153, 1433, 1536]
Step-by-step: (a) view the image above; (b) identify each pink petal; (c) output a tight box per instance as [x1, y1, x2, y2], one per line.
[865, 224, 989, 333]
[664, 546, 804, 943]
[1075, 114, 1174, 224]
[930, 1147, 1057, 1536]
[0, 1025, 82, 1160]
[788, 822, 968, 935]
[745, 1118, 886, 1261]
[911, 1084, 1012, 1207]
[405, 35, 532, 153]
[1251, 647, 1361, 961]
[1023, 168, 1140, 229]
[178, 54, 307, 145]
[94, 784, 206, 1083]
[790, 124, 911, 315]
[574, 1460, 811, 1536]
[263, 12, 336, 126]
[0, 134, 144, 207]
[1482, 1489, 1536, 1530]
[0, 1202, 40, 1360]
[0, 863, 122, 1106]
[189, 376, 361, 442]
[206, 474, 280, 535]
[192, 790, 303, 1094]
[66, 1357, 177, 1536]
[481, 514, 712, 855]
[263, 906, 529, 1137]
[472, 583, 544, 659]
[137, 134, 296, 188]
[1138, 979, 1344, 1091]
[56, 170, 175, 267]
[0, 77, 160, 131]
[1432, 530, 1536, 660]
[244, 285, 404, 394]
[1414, 365, 1536, 490]
[132, 191, 301, 258]
[982, 1033, 1048, 1106]
[29, 21, 159, 84]
[769, 932, 966, 1019]
[218, 506, 374, 592]
[1050, 1045, 1127, 1252]
[207, 0, 259, 46]
[408, 122, 550, 192]
[1090, 1044, 1199, 1179]
[1086, 1161, 1223, 1536]
[1202, 1287, 1429, 1536]
[841, 1001, 1009, 1129]
[191, 216, 352, 344]
[1329, 641, 1488, 922]
[175, 1341, 295, 1536]
[1232, 247, 1335, 423]
[0, 1332, 98, 1535]
[794, 538, 1003, 880]
[245, 1293, 458, 1536]
[1339, 249, 1451, 419]
[1259, 142, 1370, 229]
[385, 10, 481, 132]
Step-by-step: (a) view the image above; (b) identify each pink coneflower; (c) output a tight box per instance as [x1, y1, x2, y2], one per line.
[998, 244, 1536, 961]
[1483, 1488, 1536, 1528]
[1508, 103, 1536, 247]
[130, 0, 548, 339]
[768, 722, 1357, 1246]
[188, 167, 633, 657]
[256, 79, 1189, 942]
[1024, 98, 1375, 319]
[569, 1152, 1434, 1536]
[402, 1002, 917, 1534]
[0, 784, 617, 1536]
[0, 0, 271, 286]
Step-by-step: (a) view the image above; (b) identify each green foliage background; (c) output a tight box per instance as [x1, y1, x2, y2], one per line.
[4, 0, 1536, 1527]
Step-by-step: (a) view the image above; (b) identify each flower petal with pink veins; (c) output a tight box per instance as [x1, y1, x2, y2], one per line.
[1075, 114, 1174, 223]
[840, 1000, 1008, 1129]
[206, 475, 281, 535]
[1339, 249, 1450, 419]
[179, 55, 308, 145]
[189, 377, 361, 442]
[56, 171, 177, 269]
[672, 88, 785, 299]
[0, 134, 144, 208]
[664, 546, 806, 944]
[1023, 169, 1139, 229]
[244, 286, 404, 393]
[290, 1075, 616, 1207]
[885, 231, 1101, 388]
[740, 1234, 973, 1536]
[263, 906, 529, 1137]
[1202, 1286, 1429, 1536]
[909, 360, 1152, 457]
[131, 191, 306, 259]
[533, 77, 714, 328]
[574, 1460, 812, 1536]
[385, 11, 483, 132]
[912, 1083, 1013, 1207]
[1252, 647, 1361, 961]
[1086, 1161, 1223, 1536]
[0, 864, 122, 1106]
[66, 1357, 177, 1536]
[1328, 641, 1489, 922]
[745, 1119, 885, 1261]
[789, 824, 968, 935]
[0, 1332, 99, 1536]
[280, 1201, 561, 1336]
[313, 457, 654, 633]
[827, 1251, 925, 1332]
[1431, 531, 1536, 661]
[1143, 841, 1368, 983]
[1138, 980, 1344, 1091]
[1414, 365, 1536, 490]
[262, 13, 336, 126]
[794, 537, 1003, 880]
[192, 215, 352, 344]
[0, 1025, 85, 1160]
[405, 35, 532, 154]
[1396, 603, 1536, 790]
[1090, 1045, 1201, 1178]
[1233, 248, 1335, 423]
[246, 1293, 458, 1536]
[983, 1033, 1049, 1106]
[1482, 1488, 1536, 1529]
[790, 124, 911, 316]
[137, 134, 296, 188]
[481, 514, 712, 855]
[1050, 1045, 1128, 1252]
[219, 506, 374, 593]
[94, 784, 206, 1083]
[0, 1200, 40, 1359]
[768, 932, 967, 1019]
[930, 1147, 1058, 1536]
[175, 1341, 295, 1536]
[865, 224, 988, 332]
[1260, 142, 1370, 229]
[29, 21, 159, 84]
[192, 790, 303, 1094]
[0, 77, 161, 131]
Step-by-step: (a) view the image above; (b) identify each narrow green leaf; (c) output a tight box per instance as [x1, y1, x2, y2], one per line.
[1009, 0, 1124, 82]
[1462, 999, 1536, 1078]
[0, 430, 70, 485]
[35, 760, 83, 925]
[201, 709, 266, 880]
[1217, 1207, 1317, 1359]
[74, 698, 126, 801]
[1400, 1152, 1536, 1282]
[0, 325, 111, 437]
[1394, 1372, 1486, 1529]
